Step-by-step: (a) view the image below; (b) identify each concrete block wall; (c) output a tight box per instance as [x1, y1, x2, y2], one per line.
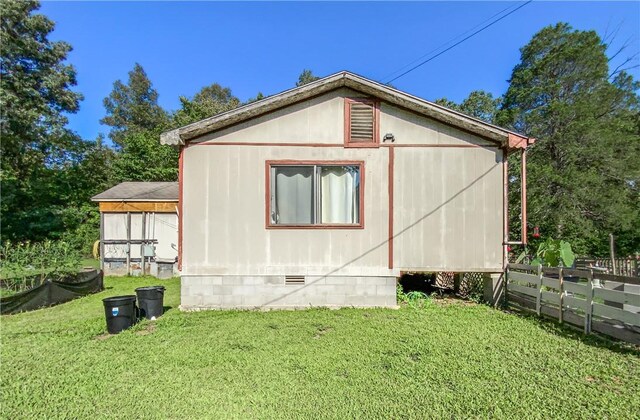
[180, 275, 398, 310]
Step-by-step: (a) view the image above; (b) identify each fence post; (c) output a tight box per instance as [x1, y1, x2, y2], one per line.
[504, 265, 509, 306]
[536, 264, 542, 316]
[558, 267, 564, 324]
[584, 270, 594, 334]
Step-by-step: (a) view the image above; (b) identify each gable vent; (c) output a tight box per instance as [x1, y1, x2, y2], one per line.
[349, 102, 375, 142]
[285, 275, 305, 286]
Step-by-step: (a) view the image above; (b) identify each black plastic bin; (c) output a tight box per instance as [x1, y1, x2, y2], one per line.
[135, 286, 165, 320]
[103, 295, 137, 334]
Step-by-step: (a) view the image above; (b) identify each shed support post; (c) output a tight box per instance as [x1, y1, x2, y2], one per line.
[453, 273, 462, 295]
[141, 211, 146, 275]
[483, 272, 504, 307]
[99, 212, 105, 272]
[126, 211, 131, 276]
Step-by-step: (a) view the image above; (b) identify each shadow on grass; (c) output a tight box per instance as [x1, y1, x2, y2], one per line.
[506, 308, 640, 356]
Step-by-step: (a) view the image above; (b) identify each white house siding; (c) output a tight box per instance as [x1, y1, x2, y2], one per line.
[180, 89, 505, 309]
[392, 147, 503, 272]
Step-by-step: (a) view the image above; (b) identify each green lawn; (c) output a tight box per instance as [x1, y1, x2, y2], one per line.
[1, 277, 638, 418]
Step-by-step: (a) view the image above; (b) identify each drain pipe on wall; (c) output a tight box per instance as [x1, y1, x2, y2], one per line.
[505, 142, 533, 247]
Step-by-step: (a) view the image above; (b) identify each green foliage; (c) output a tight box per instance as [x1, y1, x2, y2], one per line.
[529, 238, 576, 267]
[2, 276, 638, 418]
[112, 130, 178, 182]
[0, 0, 91, 244]
[100, 63, 169, 147]
[296, 69, 320, 86]
[396, 284, 429, 307]
[0, 240, 82, 290]
[497, 23, 640, 256]
[246, 91, 265, 104]
[172, 83, 241, 127]
[435, 90, 501, 123]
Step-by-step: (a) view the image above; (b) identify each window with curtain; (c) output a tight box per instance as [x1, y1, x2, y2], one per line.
[269, 163, 362, 226]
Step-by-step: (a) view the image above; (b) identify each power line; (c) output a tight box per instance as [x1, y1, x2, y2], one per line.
[381, 2, 523, 82]
[385, 0, 533, 84]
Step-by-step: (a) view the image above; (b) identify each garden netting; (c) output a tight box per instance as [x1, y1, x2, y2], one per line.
[0, 270, 103, 315]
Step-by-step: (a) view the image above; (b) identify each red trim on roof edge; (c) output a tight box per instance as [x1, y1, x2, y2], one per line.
[508, 133, 535, 149]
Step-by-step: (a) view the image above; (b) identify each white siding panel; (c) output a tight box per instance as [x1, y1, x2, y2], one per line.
[183, 145, 390, 276]
[394, 147, 503, 271]
[380, 103, 496, 146]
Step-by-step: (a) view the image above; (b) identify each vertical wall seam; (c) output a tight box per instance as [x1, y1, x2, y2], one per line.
[388, 146, 395, 269]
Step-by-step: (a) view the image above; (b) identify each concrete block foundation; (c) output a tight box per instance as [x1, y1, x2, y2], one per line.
[180, 275, 398, 310]
[483, 272, 504, 307]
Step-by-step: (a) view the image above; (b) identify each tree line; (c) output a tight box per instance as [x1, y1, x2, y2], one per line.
[1, 0, 637, 257]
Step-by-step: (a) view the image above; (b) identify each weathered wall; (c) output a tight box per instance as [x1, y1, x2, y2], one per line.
[392, 147, 503, 272]
[181, 88, 505, 307]
[182, 145, 390, 277]
[194, 88, 361, 144]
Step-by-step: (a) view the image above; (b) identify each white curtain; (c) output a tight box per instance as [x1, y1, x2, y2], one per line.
[273, 166, 313, 224]
[320, 167, 358, 224]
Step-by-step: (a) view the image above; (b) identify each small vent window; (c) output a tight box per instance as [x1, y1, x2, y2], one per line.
[345, 98, 378, 146]
[285, 275, 305, 285]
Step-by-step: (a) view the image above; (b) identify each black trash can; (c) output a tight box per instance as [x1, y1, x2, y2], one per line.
[103, 295, 137, 334]
[135, 286, 165, 320]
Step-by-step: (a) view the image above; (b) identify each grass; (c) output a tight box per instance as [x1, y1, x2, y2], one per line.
[80, 258, 100, 269]
[1, 277, 639, 419]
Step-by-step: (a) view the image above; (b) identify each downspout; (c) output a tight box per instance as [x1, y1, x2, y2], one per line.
[503, 150, 509, 269]
[521, 148, 527, 245]
[505, 135, 534, 247]
[178, 145, 184, 271]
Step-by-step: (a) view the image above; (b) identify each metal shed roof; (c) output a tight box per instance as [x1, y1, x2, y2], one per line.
[91, 182, 178, 202]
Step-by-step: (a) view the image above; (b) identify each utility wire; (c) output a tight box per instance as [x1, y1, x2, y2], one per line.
[385, 0, 533, 84]
[381, 2, 522, 82]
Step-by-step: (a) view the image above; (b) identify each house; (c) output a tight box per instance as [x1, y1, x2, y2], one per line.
[160, 71, 533, 309]
[92, 182, 179, 278]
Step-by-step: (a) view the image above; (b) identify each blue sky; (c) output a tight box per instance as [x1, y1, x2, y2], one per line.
[40, 1, 640, 141]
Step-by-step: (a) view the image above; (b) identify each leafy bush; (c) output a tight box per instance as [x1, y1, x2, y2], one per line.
[60, 204, 101, 256]
[397, 284, 429, 308]
[531, 238, 575, 267]
[0, 240, 82, 291]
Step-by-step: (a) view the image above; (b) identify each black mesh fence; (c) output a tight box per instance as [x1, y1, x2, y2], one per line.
[0, 270, 103, 315]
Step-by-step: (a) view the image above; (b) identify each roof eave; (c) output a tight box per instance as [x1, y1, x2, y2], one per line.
[91, 198, 179, 202]
[160, 71, 532, 148]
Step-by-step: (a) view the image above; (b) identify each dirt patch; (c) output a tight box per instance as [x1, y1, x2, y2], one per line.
[94, 333, 113, 341]
[432, 297, 477, 307]
[313, 325, 333, 339]
[136, 323, 156, 336]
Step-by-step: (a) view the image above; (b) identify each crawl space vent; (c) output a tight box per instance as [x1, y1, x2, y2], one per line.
[285, 275, 305, 286]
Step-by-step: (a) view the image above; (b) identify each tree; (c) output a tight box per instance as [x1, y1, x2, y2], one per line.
[101, 63, 168, 147]
[296, 69, 320, 87]
[112, 130, 178, 183]
[173, 83, 240, 127]
[0, 0, 84, 242]
[497, 23, 640, 256]
[435, 90, 500, 124]
[246, 92, 265, 104]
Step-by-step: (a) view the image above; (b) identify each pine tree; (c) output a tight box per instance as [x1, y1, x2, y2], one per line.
[101, 63, 168, 147]
[497, 23, 640, 256]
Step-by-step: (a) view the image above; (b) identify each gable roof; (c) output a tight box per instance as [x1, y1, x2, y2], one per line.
[91, 182, 178, 202]
[160, 71, 533, 149]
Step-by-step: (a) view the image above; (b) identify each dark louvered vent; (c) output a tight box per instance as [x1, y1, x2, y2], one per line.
[285, 275, 305, 286]
[349, 101, 375, 142]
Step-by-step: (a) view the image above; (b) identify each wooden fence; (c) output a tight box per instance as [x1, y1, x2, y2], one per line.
[575, 257, 639, 278]
[506, 264, 640, 344]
